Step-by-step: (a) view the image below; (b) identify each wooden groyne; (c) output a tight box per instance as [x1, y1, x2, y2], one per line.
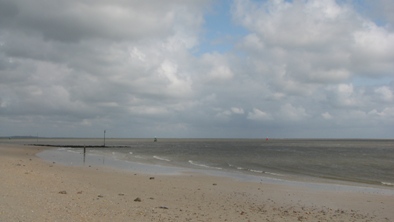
[28, 144, 129, 148]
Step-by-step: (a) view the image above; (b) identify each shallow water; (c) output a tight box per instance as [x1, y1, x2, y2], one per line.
[28, 138, 394, 188]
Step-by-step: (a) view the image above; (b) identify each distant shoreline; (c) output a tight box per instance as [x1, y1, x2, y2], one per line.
[2, 136, 394, 140]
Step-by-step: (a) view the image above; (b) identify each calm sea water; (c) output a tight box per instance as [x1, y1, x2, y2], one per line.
[12, 138, 394, 187]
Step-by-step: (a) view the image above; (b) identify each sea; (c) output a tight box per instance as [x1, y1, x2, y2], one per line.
[7, 138, 394, 188]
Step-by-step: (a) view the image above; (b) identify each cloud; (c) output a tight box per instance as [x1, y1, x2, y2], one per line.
[279, 103, 308, 121]
[1, 0, 209, 43]
[363, 0, 394, 28]
[229, 0, 393, 136]
[0, 0, 393, 138]
[375, 86, 393, 102]
[233, 0, 394, 84]
[247, 108, 273, 121]
[328, 84, 360, 107]
[321, 112, 333, 120]
[231, 107, 244, 114]
[0, 0, 210, 135]
[199, 52, 234, 81]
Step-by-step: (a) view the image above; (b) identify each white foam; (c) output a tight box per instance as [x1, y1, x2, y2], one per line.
[381, 182, 394, 186]
[265, 171, 283, 176]
[153, 156, 171, 162]
[250, 169, 264, 173]
[228, 163, 245, 170]
[189, 160, 222, 170]
[249, 169, 283, 176]
[134, 155, 145, 159]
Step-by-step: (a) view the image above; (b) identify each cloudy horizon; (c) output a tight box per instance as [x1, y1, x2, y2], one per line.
[1, 0, 393, 139]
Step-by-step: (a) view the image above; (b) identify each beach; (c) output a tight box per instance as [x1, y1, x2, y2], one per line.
[1, 144, 393, 221]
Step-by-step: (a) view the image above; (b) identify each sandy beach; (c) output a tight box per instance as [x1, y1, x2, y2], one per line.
[1, 144, 393, 221]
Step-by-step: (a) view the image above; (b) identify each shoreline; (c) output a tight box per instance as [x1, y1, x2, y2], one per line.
[1, 144, 393, 221]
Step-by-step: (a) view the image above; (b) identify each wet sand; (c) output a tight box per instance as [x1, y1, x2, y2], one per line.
[0, 144, 393, 221]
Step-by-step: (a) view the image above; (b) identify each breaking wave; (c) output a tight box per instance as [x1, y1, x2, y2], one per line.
[189, 160, 222, 170]
[381, 182, 394, 186]
[153, 156, 171, 162]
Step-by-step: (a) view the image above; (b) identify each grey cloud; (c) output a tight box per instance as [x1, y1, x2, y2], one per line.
[0, 0, 18, 23]
[1, 0, 205, 43]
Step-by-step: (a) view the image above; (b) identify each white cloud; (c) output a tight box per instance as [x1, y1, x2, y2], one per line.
[247, 108, 273, 121]
[375, 86, 393, 102]
[279, 103, 309, 121]
[231, 107, 244, 114]
[336, 84, 358, 106]
[128, 105, 169, 116]
[215, 109, 233, 120]
[215, 107, 245, 120]
[376, 107, 394, 118]
[234, 0, 353, 48]
[321, 112, 333, 120]
[208, 65, 233, 81]
[156, 60, 193, 97]
[351, 22, 394, 76]
[200, 52, 234, 82]
[233, 0, 394, 88]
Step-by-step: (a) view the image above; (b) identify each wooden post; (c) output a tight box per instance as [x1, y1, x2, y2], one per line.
[83, 146, 86, 163]
[104, 130, 106, 147]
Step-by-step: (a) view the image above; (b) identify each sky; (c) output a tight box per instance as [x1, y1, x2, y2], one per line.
[0, 0, 393, 139]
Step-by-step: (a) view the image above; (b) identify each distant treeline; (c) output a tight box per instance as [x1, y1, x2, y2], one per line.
[3, 136, 39, 139]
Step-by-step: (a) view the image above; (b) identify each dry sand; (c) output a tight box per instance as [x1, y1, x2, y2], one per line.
[0, 144, 393, 221]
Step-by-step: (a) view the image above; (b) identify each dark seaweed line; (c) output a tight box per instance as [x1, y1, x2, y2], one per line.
[28, 144, 129, 148]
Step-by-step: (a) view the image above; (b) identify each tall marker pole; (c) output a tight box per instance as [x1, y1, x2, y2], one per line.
[104, 130, 106, 147]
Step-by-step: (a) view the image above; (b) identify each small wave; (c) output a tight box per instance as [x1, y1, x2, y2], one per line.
[249, 169, 283, 176]
[265, 171, 283, 176]
[134, 155, 146, 159]
[250, 169, 264, 174]
[189, 160, 222, 170]
[153, 156, 171, 162]
[129, 152, 133, 155]
[381, 182, 394, 186]
[228, 163, 245, 170]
